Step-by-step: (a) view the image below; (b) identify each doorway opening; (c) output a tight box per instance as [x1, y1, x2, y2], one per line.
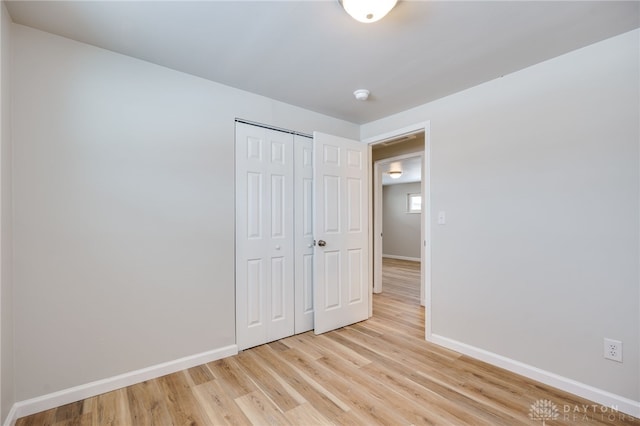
[373, 152, 424, 300]
[367, 122, 431, 340]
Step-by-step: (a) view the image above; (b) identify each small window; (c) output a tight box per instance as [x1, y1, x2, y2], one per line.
[408, 193, 422, 213]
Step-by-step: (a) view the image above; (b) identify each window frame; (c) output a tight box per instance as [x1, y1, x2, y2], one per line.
[407, 193, 422, 214]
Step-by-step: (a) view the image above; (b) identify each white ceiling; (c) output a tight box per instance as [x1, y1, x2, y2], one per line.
[381, 155, 422, 186]
[5, 1, 639, 124]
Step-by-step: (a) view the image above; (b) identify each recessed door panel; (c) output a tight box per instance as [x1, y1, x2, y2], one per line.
[347, 177, 362, 233]
[247, 172, 262, 239]
[323, 176, 340, 234]
[247, 259, 263, 326]
[271, 141, 285, 165]
[323, 144, 340, 166]
[303, 254, 314, 314]
[271, 174, 285, 239]
[247, 137, 262, 161]
[324, 250, 341, 310]
[303, 179, 313, 237]
[271, 257, 285, 320]
[348, 249, 363, 304]
[347, 149, 362, 169]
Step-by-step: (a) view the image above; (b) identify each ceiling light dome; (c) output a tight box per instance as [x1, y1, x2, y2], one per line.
[353, 89, 370, 100]
[388, 170, 402, 179]
[339, 0, 398, 23]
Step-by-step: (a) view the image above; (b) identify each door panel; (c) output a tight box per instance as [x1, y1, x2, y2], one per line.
[314, 132, 369, 334]
[236, 123, 294, 350]
[323, 250, 341, 309]
[348, 248, 363, 303]
[271, 257, 284, 320]
[294, 135, 315, 333]
[247, 259, 263, 327]
[247, 173, 262, 239]
[271, 175, 285, 237]
[324, 176, 340, 232]
[347, 178, 362, 232]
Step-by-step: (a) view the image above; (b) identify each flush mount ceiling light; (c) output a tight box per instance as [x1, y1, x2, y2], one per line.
[339, 0, 398, 23]
[353, 89, 370, 101]
[388, 170, 402, 179]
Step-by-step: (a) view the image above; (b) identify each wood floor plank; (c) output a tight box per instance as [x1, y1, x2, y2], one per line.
[157, 372, 209, 426]
[234, 391, 291, 425]
[316, 349, 458, 426]
[284, 402, 334, 426]
[15, 408, 56, 426]
[92, 388, 131, 426]
[53, 401, 83, 424]
[249, 344, 351, 423]
[234, 349, 302, 412]
[359, 361, 493, 426]
[236, 348, 307, 406]
[276, 346, 354, 415]
[15, 258, 639, 425]
[298, 332, 373, 368]
[125, 380, 173, 425]
[206, 357, 256, 399]
[192, 380, 252, 426]
[328, 327, 526, 425]
[279, 333, 325, 359]
[278, 345, 418, 426]
[185, 364, 215, 387]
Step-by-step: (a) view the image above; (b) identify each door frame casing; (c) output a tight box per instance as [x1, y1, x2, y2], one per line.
[364, 121, 432, 341]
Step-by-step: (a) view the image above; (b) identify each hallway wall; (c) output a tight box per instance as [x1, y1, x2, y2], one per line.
[382, 182, 421, 260]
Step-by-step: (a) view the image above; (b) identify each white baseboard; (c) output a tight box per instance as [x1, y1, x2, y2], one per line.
[4, 345, 238, 426]
[382, 254, 421, 262]
[429, 334, 640, 418]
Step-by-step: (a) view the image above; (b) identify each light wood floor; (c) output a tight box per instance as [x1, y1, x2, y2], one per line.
[17, 258, 638, 425]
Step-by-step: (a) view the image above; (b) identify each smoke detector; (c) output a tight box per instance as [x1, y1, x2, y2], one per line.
[353, 89, 370, 101]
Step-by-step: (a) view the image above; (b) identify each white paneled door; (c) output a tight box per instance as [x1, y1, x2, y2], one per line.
[294, 135, 315, 334]
[236, 123, 295, 350]
[236, 124, 369, 348]
[313, 132, 369, 335]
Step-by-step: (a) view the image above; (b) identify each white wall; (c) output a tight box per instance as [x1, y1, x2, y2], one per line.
[0, 3, 14, 423]
[11, 24, 358, 402]
[363, 29, 640, 404]
[383, 182, 421, 259]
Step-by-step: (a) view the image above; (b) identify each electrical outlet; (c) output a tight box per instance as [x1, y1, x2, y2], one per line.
[604, 338, 623, 362]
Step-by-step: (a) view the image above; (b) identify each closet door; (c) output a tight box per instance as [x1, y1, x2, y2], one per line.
[294, 135, 314, 333]
[236, 123, 294, 350]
